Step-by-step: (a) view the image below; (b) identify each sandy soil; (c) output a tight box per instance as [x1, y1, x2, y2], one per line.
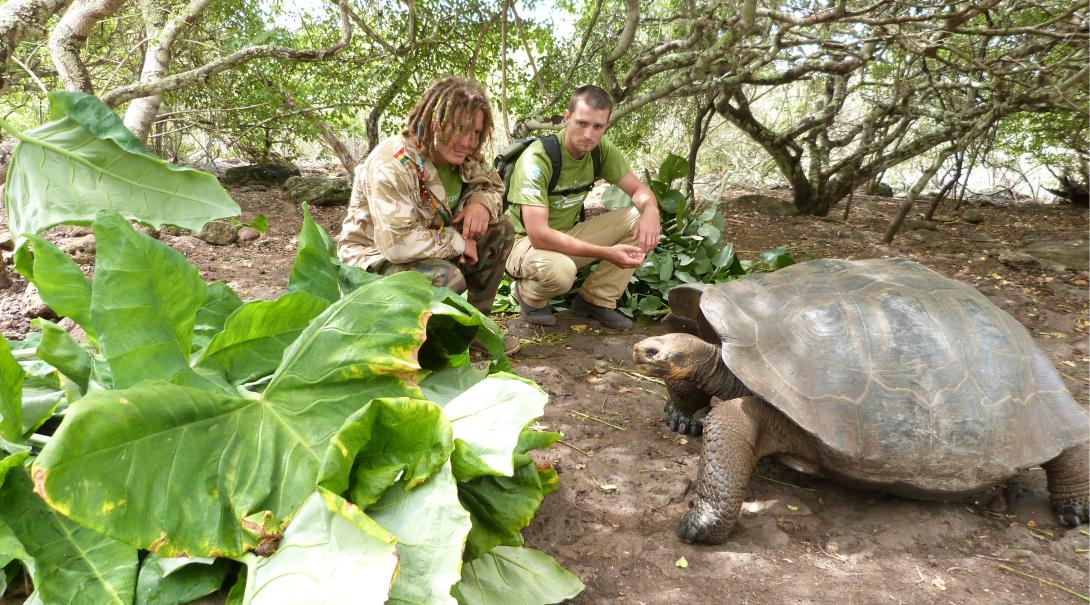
[2, 184, 1088, 604]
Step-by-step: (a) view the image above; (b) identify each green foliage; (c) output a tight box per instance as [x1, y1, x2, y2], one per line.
[1, 93, 240, 245]
[614, 154, 795, 319]
[0, 118, 577, 604]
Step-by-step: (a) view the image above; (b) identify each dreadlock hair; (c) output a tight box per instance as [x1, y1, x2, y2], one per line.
[568, 85, 613, 117]
[405, 76, 494, 163]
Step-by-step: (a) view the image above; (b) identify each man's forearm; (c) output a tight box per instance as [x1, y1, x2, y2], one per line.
[527, 227, 612, 260]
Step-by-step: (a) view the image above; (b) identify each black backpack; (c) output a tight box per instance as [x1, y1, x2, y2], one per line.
[494, 134, 602, 209]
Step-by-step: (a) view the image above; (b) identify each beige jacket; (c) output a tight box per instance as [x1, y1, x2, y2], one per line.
[337, 134, 504, 269]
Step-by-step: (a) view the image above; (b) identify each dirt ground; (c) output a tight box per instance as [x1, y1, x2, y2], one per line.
[2, 183, 1088, 604]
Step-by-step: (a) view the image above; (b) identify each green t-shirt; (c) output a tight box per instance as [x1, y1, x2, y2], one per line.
[505, 131, 631, 235]
[436, 163, 463, 208]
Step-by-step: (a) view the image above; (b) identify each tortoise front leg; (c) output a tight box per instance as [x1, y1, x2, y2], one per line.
[1043, 442, 1089, 526]
[678, 396, 761, 543]
[665, 378, 712, 436]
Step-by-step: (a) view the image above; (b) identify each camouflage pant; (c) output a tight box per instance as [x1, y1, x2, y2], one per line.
[371, 217, 514, 313]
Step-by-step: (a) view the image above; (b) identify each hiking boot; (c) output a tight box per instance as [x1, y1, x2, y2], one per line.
[571, 295, 633, 330]
[470, 332, 521, 358]
[513, 281, 556, 326]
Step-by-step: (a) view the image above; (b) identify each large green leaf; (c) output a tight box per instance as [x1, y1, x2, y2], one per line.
[33, 272, 437, 557]
[192, 282, 244, 352]
[31, 318, 92, 393]
[0, 338, 24, 450]
[656, 153, 690, 184]
[2, 92, 239, 242]
[0, 465, 138, 605]
[193, 291, 329, 384]
[317, 398, 453, 509]
[459, 454, 558, 561]
[368, 461, 471, 605]
[91, 210, 207, 388]
[135, 555, 230, 605]
[240, 490, 397, 605]
[19, 235, 96, 344]
[452, 546, 583, 605]
[431, 373, 549, 480]
[288, 204, 341, 304]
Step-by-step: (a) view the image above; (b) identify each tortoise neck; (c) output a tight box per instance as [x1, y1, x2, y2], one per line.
[693, 342, 749, 400]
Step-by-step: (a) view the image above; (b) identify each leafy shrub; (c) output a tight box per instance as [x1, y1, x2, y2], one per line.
[0, 95, 580, 605]
[491, 155, 794, 320]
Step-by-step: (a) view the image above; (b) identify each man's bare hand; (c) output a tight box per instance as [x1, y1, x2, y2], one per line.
[607, 244, 646, 269]
[461, 238, 479, 265]
[453, 201, 489, 241]
[633, 206, 661, 252]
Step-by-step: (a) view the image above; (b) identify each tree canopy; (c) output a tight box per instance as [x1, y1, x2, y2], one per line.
[0, 0, 1085, 212]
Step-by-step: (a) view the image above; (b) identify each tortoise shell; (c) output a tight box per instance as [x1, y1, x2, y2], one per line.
[670, 258, 1087, 494]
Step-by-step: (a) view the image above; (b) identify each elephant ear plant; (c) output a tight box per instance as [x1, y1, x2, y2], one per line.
[0, 95, 580, 605]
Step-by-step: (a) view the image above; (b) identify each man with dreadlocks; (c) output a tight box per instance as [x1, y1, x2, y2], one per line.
[337, 76, 517, 353]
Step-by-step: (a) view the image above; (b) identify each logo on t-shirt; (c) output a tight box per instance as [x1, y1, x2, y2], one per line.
[555, 193, 584, 209]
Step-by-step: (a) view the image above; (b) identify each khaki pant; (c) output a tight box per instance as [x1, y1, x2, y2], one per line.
[505, 207, 641, 309]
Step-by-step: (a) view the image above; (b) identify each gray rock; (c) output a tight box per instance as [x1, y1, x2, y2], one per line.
[238, 226, 261, 242]
[1021, 240, 1089, 272]
[221, 163, 300, 187]
[198, 221, 239, 246]
[0, 231, 12, 252]
[998, 251, 1037, 268]
[284, 175, 352, 206]
[960, 208, 984, 224]
[967, 232, 995, 243]
[903, 219, 938, 232]
[22, 283, 54, 319]
[873, 182, 894, 197]
[1047, 280, 1089, 302]
[735, 194, 799, 216]
[59, 234, 96, 264]
[159, 225, 191, 237]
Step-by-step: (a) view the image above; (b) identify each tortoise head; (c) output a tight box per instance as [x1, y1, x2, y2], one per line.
[632, 333, 718, 380]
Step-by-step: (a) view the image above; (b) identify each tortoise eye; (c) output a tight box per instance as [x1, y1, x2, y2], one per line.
[645, 347, 659, 357]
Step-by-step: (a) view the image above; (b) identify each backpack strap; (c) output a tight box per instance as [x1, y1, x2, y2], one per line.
[591, 146, 602, 180]
[539, 134, 564, 195]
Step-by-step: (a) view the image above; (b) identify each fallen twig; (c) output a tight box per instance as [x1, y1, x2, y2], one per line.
[610, 366, 666, 385]
[755, 474, 817, 492]
[996, 564, 1090, 602]
[558, 440, 592, 457]
[569, 410, 627, 431]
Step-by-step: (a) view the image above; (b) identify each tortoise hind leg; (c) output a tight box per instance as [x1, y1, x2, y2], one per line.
[665, 378, 712, 436]
[1042, 442, 1089, 526]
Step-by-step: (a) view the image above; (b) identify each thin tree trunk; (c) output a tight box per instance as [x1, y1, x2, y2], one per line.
[273, 82, 356, 174]
[367, 62, 413, 152]
[0, 0, 73, 86]
[124, 0, 213, 143]
[883, 147, 954, 243]
[842, 190, 854, 221]
[49, 0, 127, 93]
[686, 93, 716, 198]
[924, 151, 962, 220]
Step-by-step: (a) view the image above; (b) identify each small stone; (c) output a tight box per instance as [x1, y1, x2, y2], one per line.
[960, 208, 984, 224]
[238, 226, 261, 242]
[198, 221, 239, 246]
[160, 225, 191, 237]
[0, 231, 13, 252]
[59, 234, 96, 264]
[22, 283, 54, 319]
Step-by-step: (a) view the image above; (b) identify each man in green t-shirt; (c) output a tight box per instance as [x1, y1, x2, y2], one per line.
[504, 85, 659, 330]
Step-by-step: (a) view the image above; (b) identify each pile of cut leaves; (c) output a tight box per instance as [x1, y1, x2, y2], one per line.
[0, 93, 581, 605]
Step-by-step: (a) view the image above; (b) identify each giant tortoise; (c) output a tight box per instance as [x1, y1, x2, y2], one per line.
[633, 258, 1089, 544]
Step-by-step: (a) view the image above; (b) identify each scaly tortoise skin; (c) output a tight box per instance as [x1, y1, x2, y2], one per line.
[633, 258, 1089, 544]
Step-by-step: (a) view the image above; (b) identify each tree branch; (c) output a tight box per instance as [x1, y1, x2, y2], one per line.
[101, 0, 353, 107]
